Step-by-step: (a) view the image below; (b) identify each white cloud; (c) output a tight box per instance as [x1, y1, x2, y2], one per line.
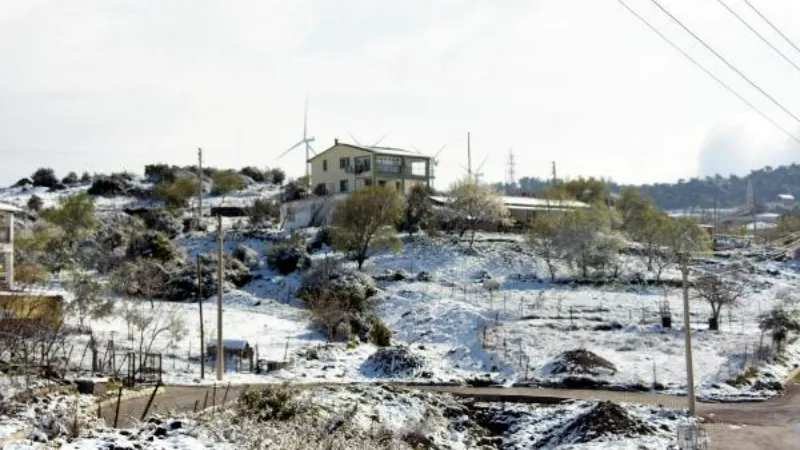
[2, 0, 800, 188]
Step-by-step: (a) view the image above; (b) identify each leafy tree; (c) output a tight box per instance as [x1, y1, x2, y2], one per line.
[65, 271, 113, 329]
[144, 164, 179, 183]
[248, 198, 279, 228]
[557, 206, 613, 278]
[281, 180, 307, 202]
[269, 168, 287, 186]
[211, 170, 247, 200]
[61, 172, 79, 186]
[331, 184, 403, 270]
[562, 177, 609, 204]
[12, 263, 48, 291]
[27, 195, 43, 212]
[154, 175, 197, 208]
[240, 166, 266, 182]
[40, 192, 98, 246]
[526, 214, 563, 281]
[448, 178, 510, 247]
[80, 172, 92, 183]
[694, 274, 744, 331]
[31, 167, 59, 188]
[759, 306, 800, 353]
[400, 184, 434, 235]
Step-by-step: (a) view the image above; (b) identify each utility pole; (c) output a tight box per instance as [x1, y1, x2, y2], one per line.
[680, 254, 696, 416]
[467, 132, 472, 180]
[216, 215, 224, 381]
[197, 255, 205, 380]
[197, 148, 203, 230]
[551, 161, 557, 184]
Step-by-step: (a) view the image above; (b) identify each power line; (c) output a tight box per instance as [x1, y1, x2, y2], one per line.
[617, 0, 800, 146]
[743, 0, 800, 57]
[648, 0, 800, 125]
[715, 0, 800, 76]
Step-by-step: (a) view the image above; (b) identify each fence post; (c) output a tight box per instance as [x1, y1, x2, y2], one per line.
[113, 386, 123, 428]
[139, 382, 161, 422]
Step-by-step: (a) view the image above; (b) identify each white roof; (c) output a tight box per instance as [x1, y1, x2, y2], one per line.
[309, 142, 430, 162]
[430, 195, 588, 210]
[0, 202, 21, 213]
[779, 194, 795, 200]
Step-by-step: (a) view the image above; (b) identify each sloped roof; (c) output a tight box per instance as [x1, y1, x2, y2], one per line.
[206, 339, 250, 350]
[430, 195, 588, 210]
[308, 142, 430, 162]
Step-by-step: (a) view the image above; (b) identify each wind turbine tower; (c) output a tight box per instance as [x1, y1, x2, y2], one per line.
[506, 149, 516, 194]
[278, 96, 316, 186]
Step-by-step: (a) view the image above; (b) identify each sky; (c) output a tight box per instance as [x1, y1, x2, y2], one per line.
[3, 0, 800, 188]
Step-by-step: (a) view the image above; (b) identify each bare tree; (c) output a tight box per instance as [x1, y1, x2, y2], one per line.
[448, 178, 510, 248]
[693, 274, 744, 331]
[127, 301, 187, 373]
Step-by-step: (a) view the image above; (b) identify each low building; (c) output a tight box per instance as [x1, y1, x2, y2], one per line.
[429, 195, 588, 226]
[308, 140, 432, 195]
[206, 339, 255, 372]
[0, 202, 20, 290]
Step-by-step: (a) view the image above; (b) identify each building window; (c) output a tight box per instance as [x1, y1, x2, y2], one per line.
[340, 180, 349, 192]
[340, 157, 350, 169]
[410, 160, 426, 176]
[364, 179, 373, 186]
[354, 156, 371, 173]
[375, 155, 402, 173]
[323, 160, 327, 171]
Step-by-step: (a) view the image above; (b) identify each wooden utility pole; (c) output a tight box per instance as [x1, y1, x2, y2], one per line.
[551, 161, 557, 184]
[680, 254, 696, 416]
[216, 215, 224, 381]
[197, 255, 205, 379]
[467, 132, 472, 180]
[197, 148, 203, 230]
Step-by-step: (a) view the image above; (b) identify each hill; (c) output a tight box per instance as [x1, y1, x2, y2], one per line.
[506, 163, 800, 211]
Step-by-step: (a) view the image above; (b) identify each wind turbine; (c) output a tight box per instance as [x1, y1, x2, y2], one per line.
[348, 132, 390, 147]
[412, 143, 448, 188]
[463, 155, 489, 183]
[279, 96, 316, 185]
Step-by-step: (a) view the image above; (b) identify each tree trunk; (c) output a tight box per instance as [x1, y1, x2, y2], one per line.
[469, 228, 476, 249]
[708, 316, 719, 331]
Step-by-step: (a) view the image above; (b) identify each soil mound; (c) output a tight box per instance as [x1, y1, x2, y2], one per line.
[362, 346, 425, 377]
[546, 401, 655, 445]
[541, 349, 616, 377]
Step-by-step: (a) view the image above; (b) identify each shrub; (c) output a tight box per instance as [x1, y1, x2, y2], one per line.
[211, 170, 247, 197]
[236, 384, 303, 422]
[312, 183, 328, 196]
[80, 172, 92, 183]
[268, 168, 286, 186]
[27, 195, 43, 212]
[142, 209, 183, 238]
[144, 164, 179, 183]
[127, 230, 175, 262]
[369, 317, 391, 347]
[240, 166, 266, 183]
[154, 176, 197, 208]
[248, 198, 279, 228]
[31, 168, 58, 188]
[61, 172, 79, 186]
[12, 178, 32, 188]
[232, 244, 259, 269]
[267, 239, 310, 275]
[282, 180, 307, 202]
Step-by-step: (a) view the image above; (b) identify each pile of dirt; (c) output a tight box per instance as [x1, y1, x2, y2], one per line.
[362, 346, 425, 378]
[540, 349, 617, 377]
[544, 401, 655, 446]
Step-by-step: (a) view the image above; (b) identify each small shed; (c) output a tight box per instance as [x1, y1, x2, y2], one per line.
[206, 339, 254, 372]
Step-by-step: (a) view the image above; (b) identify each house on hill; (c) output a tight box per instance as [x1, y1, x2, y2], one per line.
[308, 140, 433, 195]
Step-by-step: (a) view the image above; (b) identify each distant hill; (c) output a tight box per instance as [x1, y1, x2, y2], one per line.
[504, 163, 800, 211]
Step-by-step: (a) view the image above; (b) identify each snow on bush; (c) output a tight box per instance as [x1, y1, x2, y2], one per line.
[362, 347, 426, 378]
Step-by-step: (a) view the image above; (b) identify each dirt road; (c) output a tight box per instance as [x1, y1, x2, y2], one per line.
[104, 382, 800, 449]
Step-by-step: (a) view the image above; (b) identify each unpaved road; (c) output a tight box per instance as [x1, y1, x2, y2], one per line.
[104, 382, 800, 449]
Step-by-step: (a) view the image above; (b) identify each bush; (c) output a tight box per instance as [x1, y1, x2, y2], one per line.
[312, 183, 328, 196]
[27, 195, 43, 212]
[142, 209, 183, 238]
[240, 166, 266, 183]
[282, 180, 307, 202]
[232, 244, 259, 269]
[248, 198, 279, 228]
[236, 384, 303, 422]
[80, 172, 92, 183]
[369, 317, 391, 347]
[154, 176, 197, 208]
[268, 168, 286, 186]
[144, 164, 180, 183]
[61, 172, 79, 186]
[31, 168, 58, 188]
[211, 171, 247, 197]
[127, 230, 175, 262]
[267, 239, 310, 275]
[12, 178, 32, 188]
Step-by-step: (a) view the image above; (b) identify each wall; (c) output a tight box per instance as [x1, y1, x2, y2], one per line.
[280, 194, 346, 232]
[309, 144, 372, 194]
[0, 212, 13, 289]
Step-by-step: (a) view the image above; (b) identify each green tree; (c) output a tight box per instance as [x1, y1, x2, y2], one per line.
[558, 206, 612, 278]
[759, 306, 800, 353]
[526, 214, 562, 281]
[248, 198, 279, 228]
[212, 171, 247, 200]
[449, 178, 510, 247]
[331, 185, 403, 270]
[31, 167, 58, 188]
[154, 175, 197, 208]
[40, 192, 98, 247]
[400, 184, 434, 235]
[65, 270, 113, 329]
[62, 171, 79, 185]
[26, 195, 43, 212]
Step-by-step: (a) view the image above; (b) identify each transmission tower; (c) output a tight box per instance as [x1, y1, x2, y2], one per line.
[506, 149, 516, 194]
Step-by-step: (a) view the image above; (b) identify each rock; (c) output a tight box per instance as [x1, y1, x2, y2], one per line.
[416, 271, 434, 282]
[541, 349, 617, 377]
[153, 426, 168, 438]
[169, 420, 183, 430]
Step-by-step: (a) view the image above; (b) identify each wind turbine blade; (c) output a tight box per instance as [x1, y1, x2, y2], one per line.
[372, 132, 389, 147]
[433, 143, 448, 159]
[348, 132, 363, 146]
[410, 144, 423, 155]
[279, 140, 304, 158]
[476, 155, 490, 173]
[303, 93, 309, 139]
[308, 143, 317, 155]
